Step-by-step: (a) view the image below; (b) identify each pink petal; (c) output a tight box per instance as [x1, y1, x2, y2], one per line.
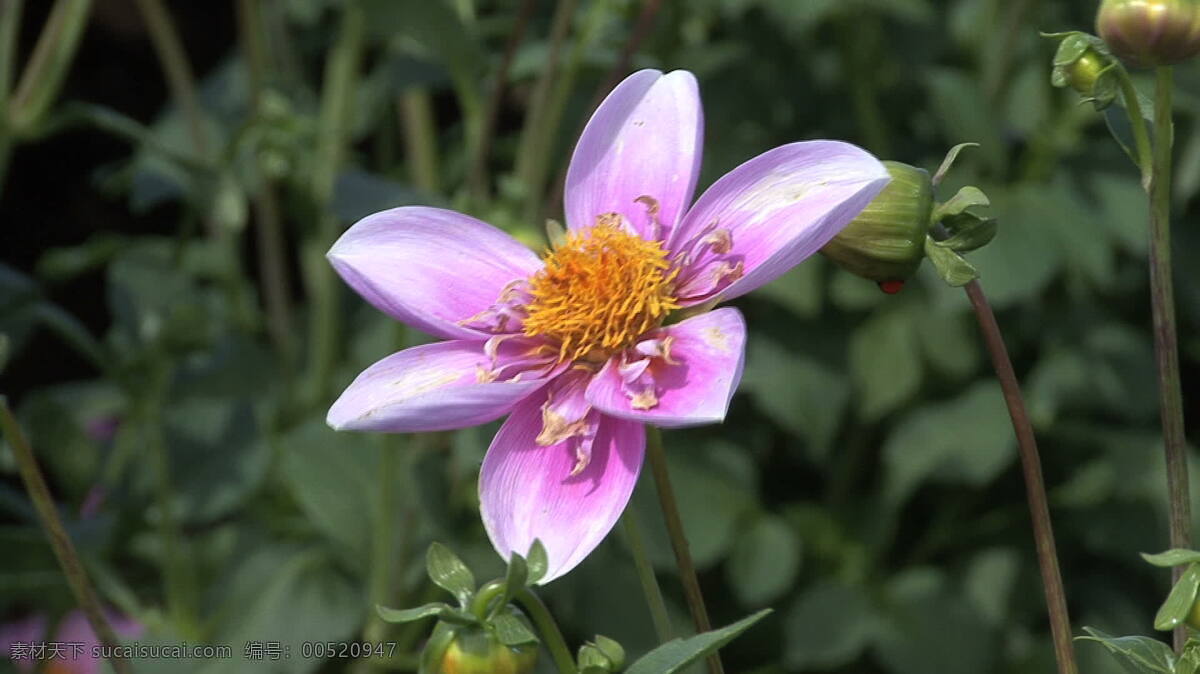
[49, 610, 143, 674]
[565, 70, 703, 242]
[328, 339, 554, 432]
[328, 206, 544, 340]
[586, 308, 746, 427]
[670, 141, 889, 304]
[479, 388, 645, 583]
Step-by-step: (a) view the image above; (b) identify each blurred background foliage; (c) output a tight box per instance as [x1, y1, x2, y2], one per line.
[1, 0, 1199, 672]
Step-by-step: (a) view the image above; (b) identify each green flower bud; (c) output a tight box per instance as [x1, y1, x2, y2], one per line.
[435, 627, 538, 674]
[1097, 0, 1200, 67]
[820, 161, 933, 292]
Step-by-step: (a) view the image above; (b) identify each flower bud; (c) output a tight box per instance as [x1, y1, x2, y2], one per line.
[435, 627, 538, 674]
[1097, 0, 1200, 67]
[820, 161, 933, 291]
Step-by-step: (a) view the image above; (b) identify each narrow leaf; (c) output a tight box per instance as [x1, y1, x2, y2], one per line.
[932, 142, 979, 187]
[932, 186, 990, 222]
[375, 602, 451, 624]
[1154, 563, 1200, 631]
[625, 609, 772, 674]
[1142, 549, 1200, 568]
[924, 238, 979, 286]
[1078, 626, 1176, 674]
[502, 551, 528, 606]
[938, 213, 997, 253]
[426, 542, 475, 606]
[492, 613, 539, 647]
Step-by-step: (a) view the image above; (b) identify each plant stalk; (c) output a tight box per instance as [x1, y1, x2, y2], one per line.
[8, 0, 91, 136]
[397, 90, 440, 194]
[962, 280, 1078, 674]
[621, 512, 673, 643]
[1148, 65, 1191, 653]
[0, 398, 131, 674]
[515, 589, 578, 674]
[132, 0, 207, 160]
[645, 426, 724, 674]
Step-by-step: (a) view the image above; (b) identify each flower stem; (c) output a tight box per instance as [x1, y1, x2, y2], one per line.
[1149, 65, 1191, 653]
[7, 0, 91, 136]
[514, 588, 578, 674]
[133, 0, 207, 160]
[397, 90, 440, 195]
[962, 280, 1078, 674]
[0, 397, 131, 674]
[1115, 65, 1153, 184]
[621, 511, 673, 643]
[645, 426, 724, 674]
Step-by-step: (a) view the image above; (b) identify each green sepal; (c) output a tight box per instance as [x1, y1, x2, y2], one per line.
[492, 613, 539, 647]
[924, 237, 979, 286]
[931, 185, 989, 222]
[1154, 563, 1200, 631]
[427, 542, 476, 607]
[578, 644, 617, 670]
[526, 540, 549, 585]
[938, 212, 997, 252]
[592, 635, 625, 669]
[502, 552, 529, 607]
[419, 622, 458, 674]
[1077, 626, 1176, 674]
[1143, 549, 1200, 568]
[376, 602, 453, 624]
[932, 143, 979, 187]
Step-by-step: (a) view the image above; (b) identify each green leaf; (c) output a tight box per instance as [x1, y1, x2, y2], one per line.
[1154, 563, 1200, 630]
[492, 613, 539, 647]
[883, 382, 1014, 505]
[849, 306, 922, 421]
[744, 336, 849, 458]
[932, 185, 990, 222]
[578, 644, 616, 670]
[924, 237, 980, 286]
[938, 212, 998, 252]
[1079, 626, 1176, 674]
[526, 540, 549, 585]
[624, 609, 772, 674]
[376, 602, 452, 624]
[1143, 549, 1200, 568]
[784, 583, 875, 669]
[727, 514, 802, 606]
[427, 542, 476, 606]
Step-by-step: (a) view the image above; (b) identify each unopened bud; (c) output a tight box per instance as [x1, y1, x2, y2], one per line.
[820, 161, 933, 290]
[1097, 0, 1200, 67]
[436, 627, 537, 674]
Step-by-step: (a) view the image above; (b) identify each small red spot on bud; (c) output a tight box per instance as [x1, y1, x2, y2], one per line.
[879, 280, 905, 295]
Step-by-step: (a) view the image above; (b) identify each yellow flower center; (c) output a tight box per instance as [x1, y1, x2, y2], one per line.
[523, 216, 679, 362]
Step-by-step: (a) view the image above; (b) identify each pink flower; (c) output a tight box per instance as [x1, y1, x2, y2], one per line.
[327, 69, 889, 582]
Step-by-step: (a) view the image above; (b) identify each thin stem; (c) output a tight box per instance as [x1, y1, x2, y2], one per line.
[470, 579, 506, 620]
[8, 0, 91, 136]
[645, 426, 724, 674]
[514, 589, 578, 674]
[1115, 66, 1153, 184]
[0, 0, 23, 112]
[0, 398, 131, 674]
[621, 512, 673, 642]
[1149, 65, 1190, 653]
[304, 3, 365, 407]
[358, 437, 401, 671]
[132, 0, 207, 159]
[397, 90, 440, 194]
[237, 0, 295, 376]
[468, 0, 536, 202]
[962, 280, 1078, 674]
[514, 0, 575, 223]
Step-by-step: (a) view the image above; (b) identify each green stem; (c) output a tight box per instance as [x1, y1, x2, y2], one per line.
[0, 398, 131, 674]
[1115, 66, 1153, 183]
[237, 0, 295, 378]
[305, 3, 365, 408]
[132, 0, 207, 160]
[0, 0, 23, 111]
[1149, 65, 1191, 653]
[514, 589, 578, 674]
[645, 427, 724, 674]
[621, 512, 673, 643]
[7, 0, 91, 136]
[514, 0, 576, 222]
[358, 437, 401, 671]
[470, 579, 506, 619]
[962, 280, 1078, 674]
[397, 90, 440, 194]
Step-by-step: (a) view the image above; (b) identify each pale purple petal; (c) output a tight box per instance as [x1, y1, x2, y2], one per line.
[328, 206, 543, 340]
[1, 614, 46, 673]
[480, 388, 645, 583]
[565, 70, 703, 242]
[586, 308, 746, 427]
[50, 610, 143, 674]
[328, 339, 553, 432]
[670, 141, 889, 303]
